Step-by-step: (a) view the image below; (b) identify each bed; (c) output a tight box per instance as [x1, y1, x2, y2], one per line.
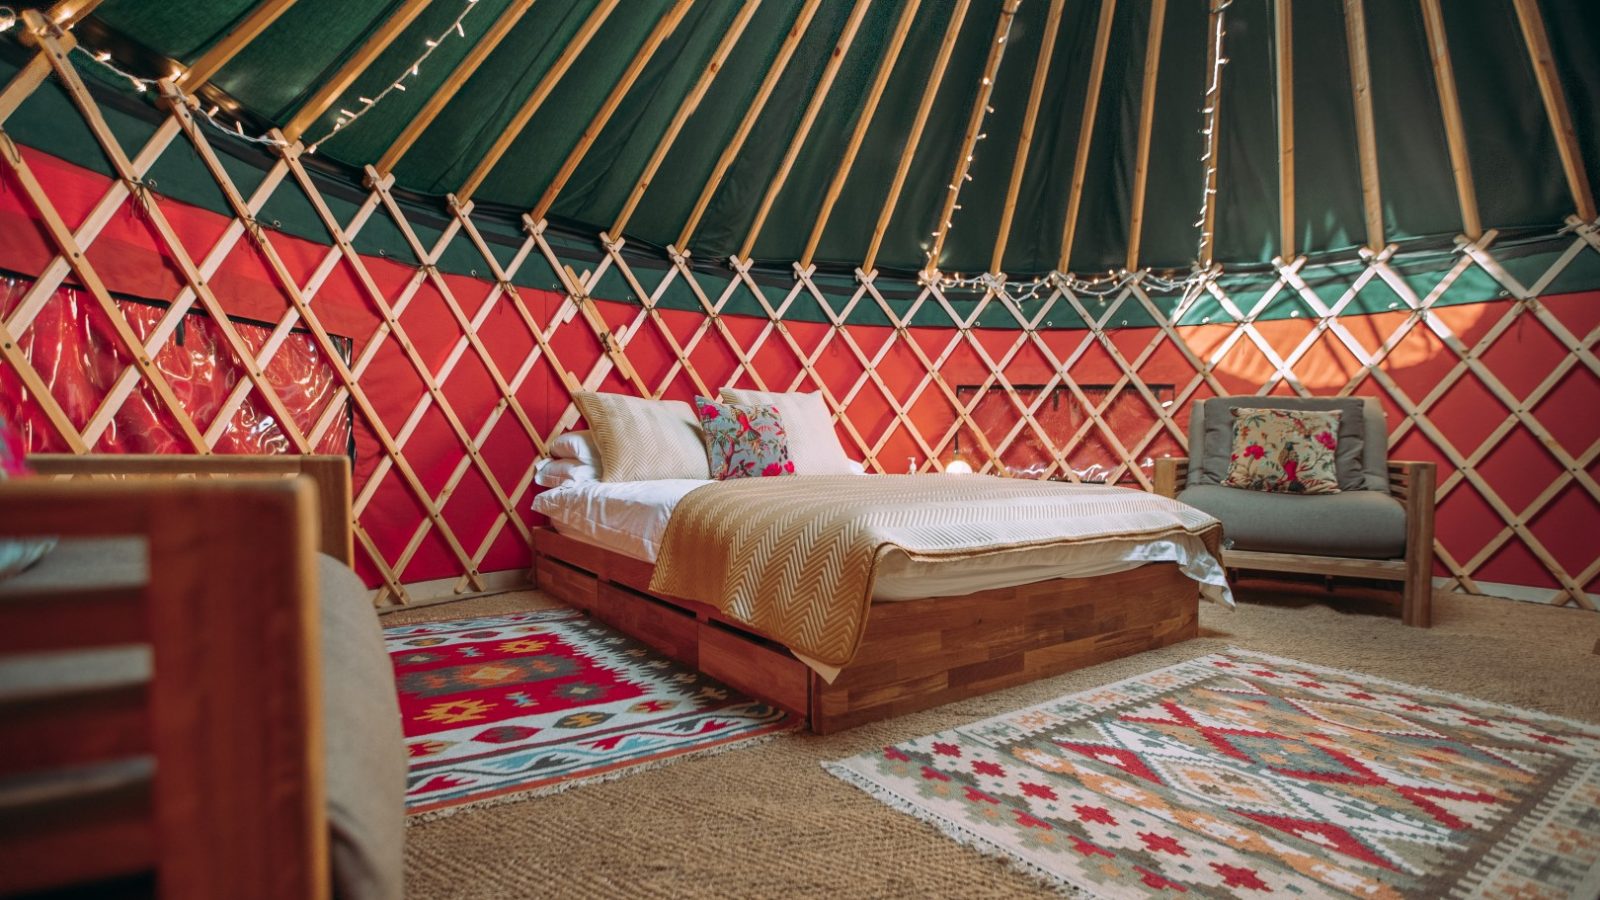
[531, 470, 1229, 734]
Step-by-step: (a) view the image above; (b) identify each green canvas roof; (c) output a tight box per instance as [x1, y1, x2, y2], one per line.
[22, 0, 1600, 282]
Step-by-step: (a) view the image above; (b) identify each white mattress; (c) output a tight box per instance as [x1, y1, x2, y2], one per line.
[533, 479, 1231, 604]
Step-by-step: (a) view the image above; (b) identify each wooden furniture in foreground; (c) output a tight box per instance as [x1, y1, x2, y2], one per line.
[0, 455, 354, 899]
[532, 526, 1216, 734]
[1155, 457, 1436, 627]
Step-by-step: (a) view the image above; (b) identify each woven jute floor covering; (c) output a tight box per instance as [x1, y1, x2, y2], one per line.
[384, 584, 1600, 899]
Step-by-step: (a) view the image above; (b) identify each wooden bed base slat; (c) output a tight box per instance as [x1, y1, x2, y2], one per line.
[533, 527, 1207, 734]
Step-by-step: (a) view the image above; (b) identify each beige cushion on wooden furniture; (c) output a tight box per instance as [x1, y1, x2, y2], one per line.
[717, 387, 855, 475]
[573, 391, 710, 482]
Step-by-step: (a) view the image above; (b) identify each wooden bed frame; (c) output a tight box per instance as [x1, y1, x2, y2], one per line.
[532, 525, 1219, 734]
[0, 454, 352, 899]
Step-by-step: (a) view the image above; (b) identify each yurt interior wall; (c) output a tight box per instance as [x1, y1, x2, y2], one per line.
[1, 0, 1597, 897]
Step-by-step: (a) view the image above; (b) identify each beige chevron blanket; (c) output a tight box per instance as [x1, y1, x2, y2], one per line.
[649, 474, 1222, 670]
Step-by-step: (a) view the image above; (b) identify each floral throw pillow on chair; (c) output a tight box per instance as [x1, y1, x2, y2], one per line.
[1224, 407, 1341, 494]
[695, 397, 795, 480]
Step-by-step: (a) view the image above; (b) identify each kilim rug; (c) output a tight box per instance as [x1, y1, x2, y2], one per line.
[827, 649, 1600, 898]
[387, 609, 794, 817]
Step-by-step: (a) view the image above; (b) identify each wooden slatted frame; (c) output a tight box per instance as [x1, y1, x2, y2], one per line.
[1418, 0, 1479, 239]
[1057, 0, 1118, 273]
[529, 0, 694, 223]
[1342, 0, 1384, 252]
[2, 13, 1596, 613]
[993, 0, 1065, 275]
[610, 0, 761, 239]
[860, 0, 968, 276]
[455, 0, 619, 205]
[374, 0, 535, 176]
[676, 0, 823, 251]
[1125, 0, 1167, 273]
[737, 0, 873, 262]
[926, 1, 1016, 277]
[280, 0, 435, 143]
[1274, 0, 1295, 257]
[799, 0, 920, 268]
[1510, 0, 1596, 223]
[175, 0, 299, 91]
[1197, 1, 1225, 266]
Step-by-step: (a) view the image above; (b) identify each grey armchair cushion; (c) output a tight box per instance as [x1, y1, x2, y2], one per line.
[1186, 396, 1388, 492]
[1177, 485, 1407, 559]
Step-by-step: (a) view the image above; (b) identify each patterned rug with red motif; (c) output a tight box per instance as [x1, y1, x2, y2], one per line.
[827, 649, 1600, 898]
[387, 609, 795, 816]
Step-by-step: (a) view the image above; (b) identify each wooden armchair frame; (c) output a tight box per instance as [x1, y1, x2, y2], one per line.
[1155, 457, 1436, 627]
[0, 454, 353, 899]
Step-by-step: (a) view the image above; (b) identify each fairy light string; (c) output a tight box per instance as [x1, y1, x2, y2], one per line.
[925, 0, 1234, 316]
[59, 0, 484, 153]
[56, 0, 1236, 320]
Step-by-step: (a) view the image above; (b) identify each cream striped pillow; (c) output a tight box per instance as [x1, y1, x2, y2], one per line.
[572, 392, 710, 482]
[717, 388, 856, 475]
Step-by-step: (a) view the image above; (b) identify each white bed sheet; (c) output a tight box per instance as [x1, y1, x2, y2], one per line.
[532, 479, 1231, 604]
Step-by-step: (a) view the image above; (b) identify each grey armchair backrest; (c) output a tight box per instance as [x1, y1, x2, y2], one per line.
[1185, 396, 1390, 492]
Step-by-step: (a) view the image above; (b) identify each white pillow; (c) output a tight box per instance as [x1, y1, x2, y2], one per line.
[718, 388, 855, 475]
[847, 459, 865, 475]
[535, 458, 599, 488]
[549, 430, 600, 466]
[573, 391, 711, 482]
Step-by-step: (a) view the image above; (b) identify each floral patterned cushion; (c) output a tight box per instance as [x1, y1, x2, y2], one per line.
[695, 397, 794, 480]
[1223, 407, 1342, 494]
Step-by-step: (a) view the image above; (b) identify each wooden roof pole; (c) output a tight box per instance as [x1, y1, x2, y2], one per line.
[1510, 0, 1596, 222]
[1197, 1, 1224, 267]
[374, 0, 536, 176]
[1274, 0, 1294, 257]
[798, 0, 921, 269]
[1056, 0, 1117, 273]
[47, 0, 102, 28]
[926, 1, 1019, 275]
[530, 0, 695, 222]
[1418, 0, 1479, 238]
[991, 0, 1065, 275]
[1342, 0, 1384, 251]
[675, 0, 822, 251]
[1124, 0, 1167, 272]
[280, 0, 435, 142]
[609, 0, 761, 239]
[736, 0, 873, 261]
[456, 0, 618, 204]
[860, 0, 969, 275]
[176, 0, 298, 91]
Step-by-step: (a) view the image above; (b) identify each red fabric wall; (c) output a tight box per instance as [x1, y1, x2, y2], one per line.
[2, 147, 1594, 598]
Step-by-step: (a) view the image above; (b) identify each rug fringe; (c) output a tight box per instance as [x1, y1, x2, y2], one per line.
[821, 762, 1091, 898]
[408, 726, 795, 824]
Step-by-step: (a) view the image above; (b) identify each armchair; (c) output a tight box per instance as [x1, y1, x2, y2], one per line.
[1154, 397, 1436, 627]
